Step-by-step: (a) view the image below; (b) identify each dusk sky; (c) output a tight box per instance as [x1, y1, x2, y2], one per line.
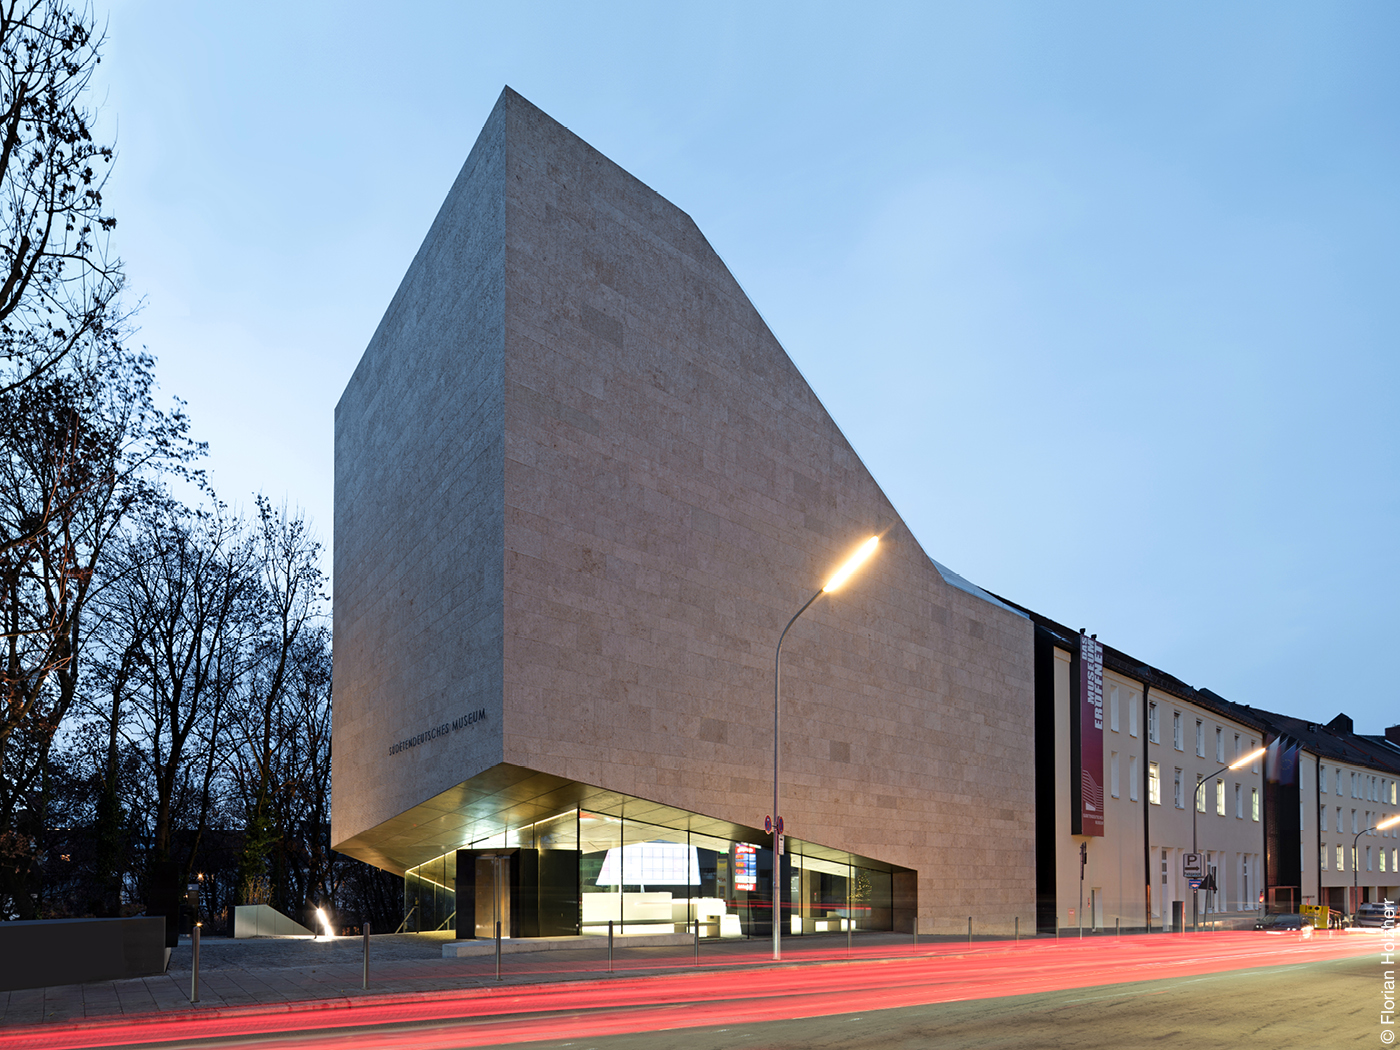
[95, 2, 1397, 734]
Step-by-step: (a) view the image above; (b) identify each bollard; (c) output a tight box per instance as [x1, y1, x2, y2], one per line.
[913, 923, 918, 949]
[1015, 916, 1019, 944]
[1116, 917, 1120, 938]
[847, 916, 852, 957]
[1055, 918, 1059, 942]
[608, 920, 614, 973]
[190, 923, 200, 1004]
[495, 920, 502, 981]
[968, 916, 972, 946]
[362, 920, 370, 989]
[694, 920, 700, 964]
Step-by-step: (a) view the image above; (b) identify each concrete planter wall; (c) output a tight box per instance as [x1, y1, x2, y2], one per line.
[0, 916, 166, 991]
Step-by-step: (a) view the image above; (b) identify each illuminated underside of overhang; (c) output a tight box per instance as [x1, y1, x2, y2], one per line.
[332, 762, 901, 878]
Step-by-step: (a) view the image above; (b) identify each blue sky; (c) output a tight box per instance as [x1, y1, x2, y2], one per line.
[95, 2, 1397, 734]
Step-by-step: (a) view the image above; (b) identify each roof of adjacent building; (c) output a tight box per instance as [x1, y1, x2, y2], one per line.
[986, 589, 1400, 778]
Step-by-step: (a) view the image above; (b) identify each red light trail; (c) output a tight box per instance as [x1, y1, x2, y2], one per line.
[0, 931, 1377, 1049]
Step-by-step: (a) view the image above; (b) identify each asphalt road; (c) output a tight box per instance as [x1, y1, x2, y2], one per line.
[526, 952, 1374, 1050]
[3, 933, 1381, 1050]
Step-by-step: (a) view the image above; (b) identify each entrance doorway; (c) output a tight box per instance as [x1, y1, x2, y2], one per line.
[474, 854, 511, 939]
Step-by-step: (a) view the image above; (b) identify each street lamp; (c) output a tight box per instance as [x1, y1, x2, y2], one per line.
[1352, 814, 1400, 921]
[772, 535, 879, 962]
[1192, 746, 1266, 931]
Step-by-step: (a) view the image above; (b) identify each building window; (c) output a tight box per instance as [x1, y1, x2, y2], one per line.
[1320, 765, 1328, 793]
[1235, 783, 1243, 818]
[1352, 809, 1358, 834]
[1251, 741, 1260, 773]
[1111, 751, 1120, 798]
[1337, 772, 1344, 797]
[1216, 779, 1225, 816]
[1367, 846, 1373, 872]
[1321, 847, 1328, 870]
[1195, 720, 1204, 757]
[1110, 686, 1119, 732]
[1320, 805, 1328, 832]
[1129, 694, 1139, 738]
[1352, 772, 1358, 798]
[1130, 756, 1139, 802]
[1233, 733, 1240, 760]
[1173, 712, 1183, 751]
[1391, 782, 1397, 805]
[1215, 727, 1224, 763]
[1383, 849, 1388, 874]
[1149, 762, 1161, 806]
[1174, 768, 1185, 809]
[1195, 773, 1205, 812]
[1148, 703, 1158, 743]
[1352, 847, 1359, 872]
[1251, 787, 1260, 822]
[1337, 845, 1345, 871]
[1338, 807, 1343, 833]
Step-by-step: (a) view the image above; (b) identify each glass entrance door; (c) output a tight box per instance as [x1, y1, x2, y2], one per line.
[475, 853, 511, 939]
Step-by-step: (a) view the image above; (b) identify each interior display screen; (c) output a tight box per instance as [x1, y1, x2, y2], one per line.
[733, 843, 758, 891]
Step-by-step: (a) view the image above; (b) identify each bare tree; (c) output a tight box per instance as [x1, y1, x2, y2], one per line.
[0, 350, 196, 917]
[229, 499, 325, 908]
[0, 0, 122, 396]
[100, 509, 256, 885]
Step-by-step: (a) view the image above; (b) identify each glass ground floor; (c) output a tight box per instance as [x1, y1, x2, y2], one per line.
[400, 800, 898, 940]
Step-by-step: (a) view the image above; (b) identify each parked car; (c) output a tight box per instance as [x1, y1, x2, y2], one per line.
[1254, 913, 1314, 937]
[1355, 903, 1395, 929]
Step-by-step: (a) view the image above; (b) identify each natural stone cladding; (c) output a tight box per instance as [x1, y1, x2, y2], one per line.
[334, 87, 1036, 933]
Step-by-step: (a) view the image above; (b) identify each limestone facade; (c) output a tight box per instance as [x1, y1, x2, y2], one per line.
[333, 88, 1037, 933]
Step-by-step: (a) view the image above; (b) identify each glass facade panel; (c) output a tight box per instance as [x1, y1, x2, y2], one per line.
[404, 801, 899, 940]
[580, 811, 625, 933]
[403, 851, 457, 933]
[791, 851, 852, 934]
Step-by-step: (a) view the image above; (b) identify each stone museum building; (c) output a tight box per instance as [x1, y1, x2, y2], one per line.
[333, 88, 1399, 941]
[332, 88, 1035, 940]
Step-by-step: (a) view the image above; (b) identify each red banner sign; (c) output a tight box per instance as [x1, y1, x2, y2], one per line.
[1077, 633, 1105, 836]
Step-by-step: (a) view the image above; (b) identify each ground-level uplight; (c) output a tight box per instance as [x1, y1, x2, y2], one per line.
[316, 907, 335, 938]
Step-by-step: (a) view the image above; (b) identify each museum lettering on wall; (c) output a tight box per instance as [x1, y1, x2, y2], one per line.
[388, 708, 489, 756]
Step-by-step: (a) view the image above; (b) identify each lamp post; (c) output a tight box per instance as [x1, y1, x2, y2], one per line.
[772, 535, 879, 962]
[1192, 746, 1266, 931]
[1352, 814, 1400, 921]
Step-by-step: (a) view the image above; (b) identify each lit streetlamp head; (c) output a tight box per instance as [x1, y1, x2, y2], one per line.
[823, 536, 880, 593]
[1228, 746, 1267, 771]
[1379, 815, 1400, 831]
